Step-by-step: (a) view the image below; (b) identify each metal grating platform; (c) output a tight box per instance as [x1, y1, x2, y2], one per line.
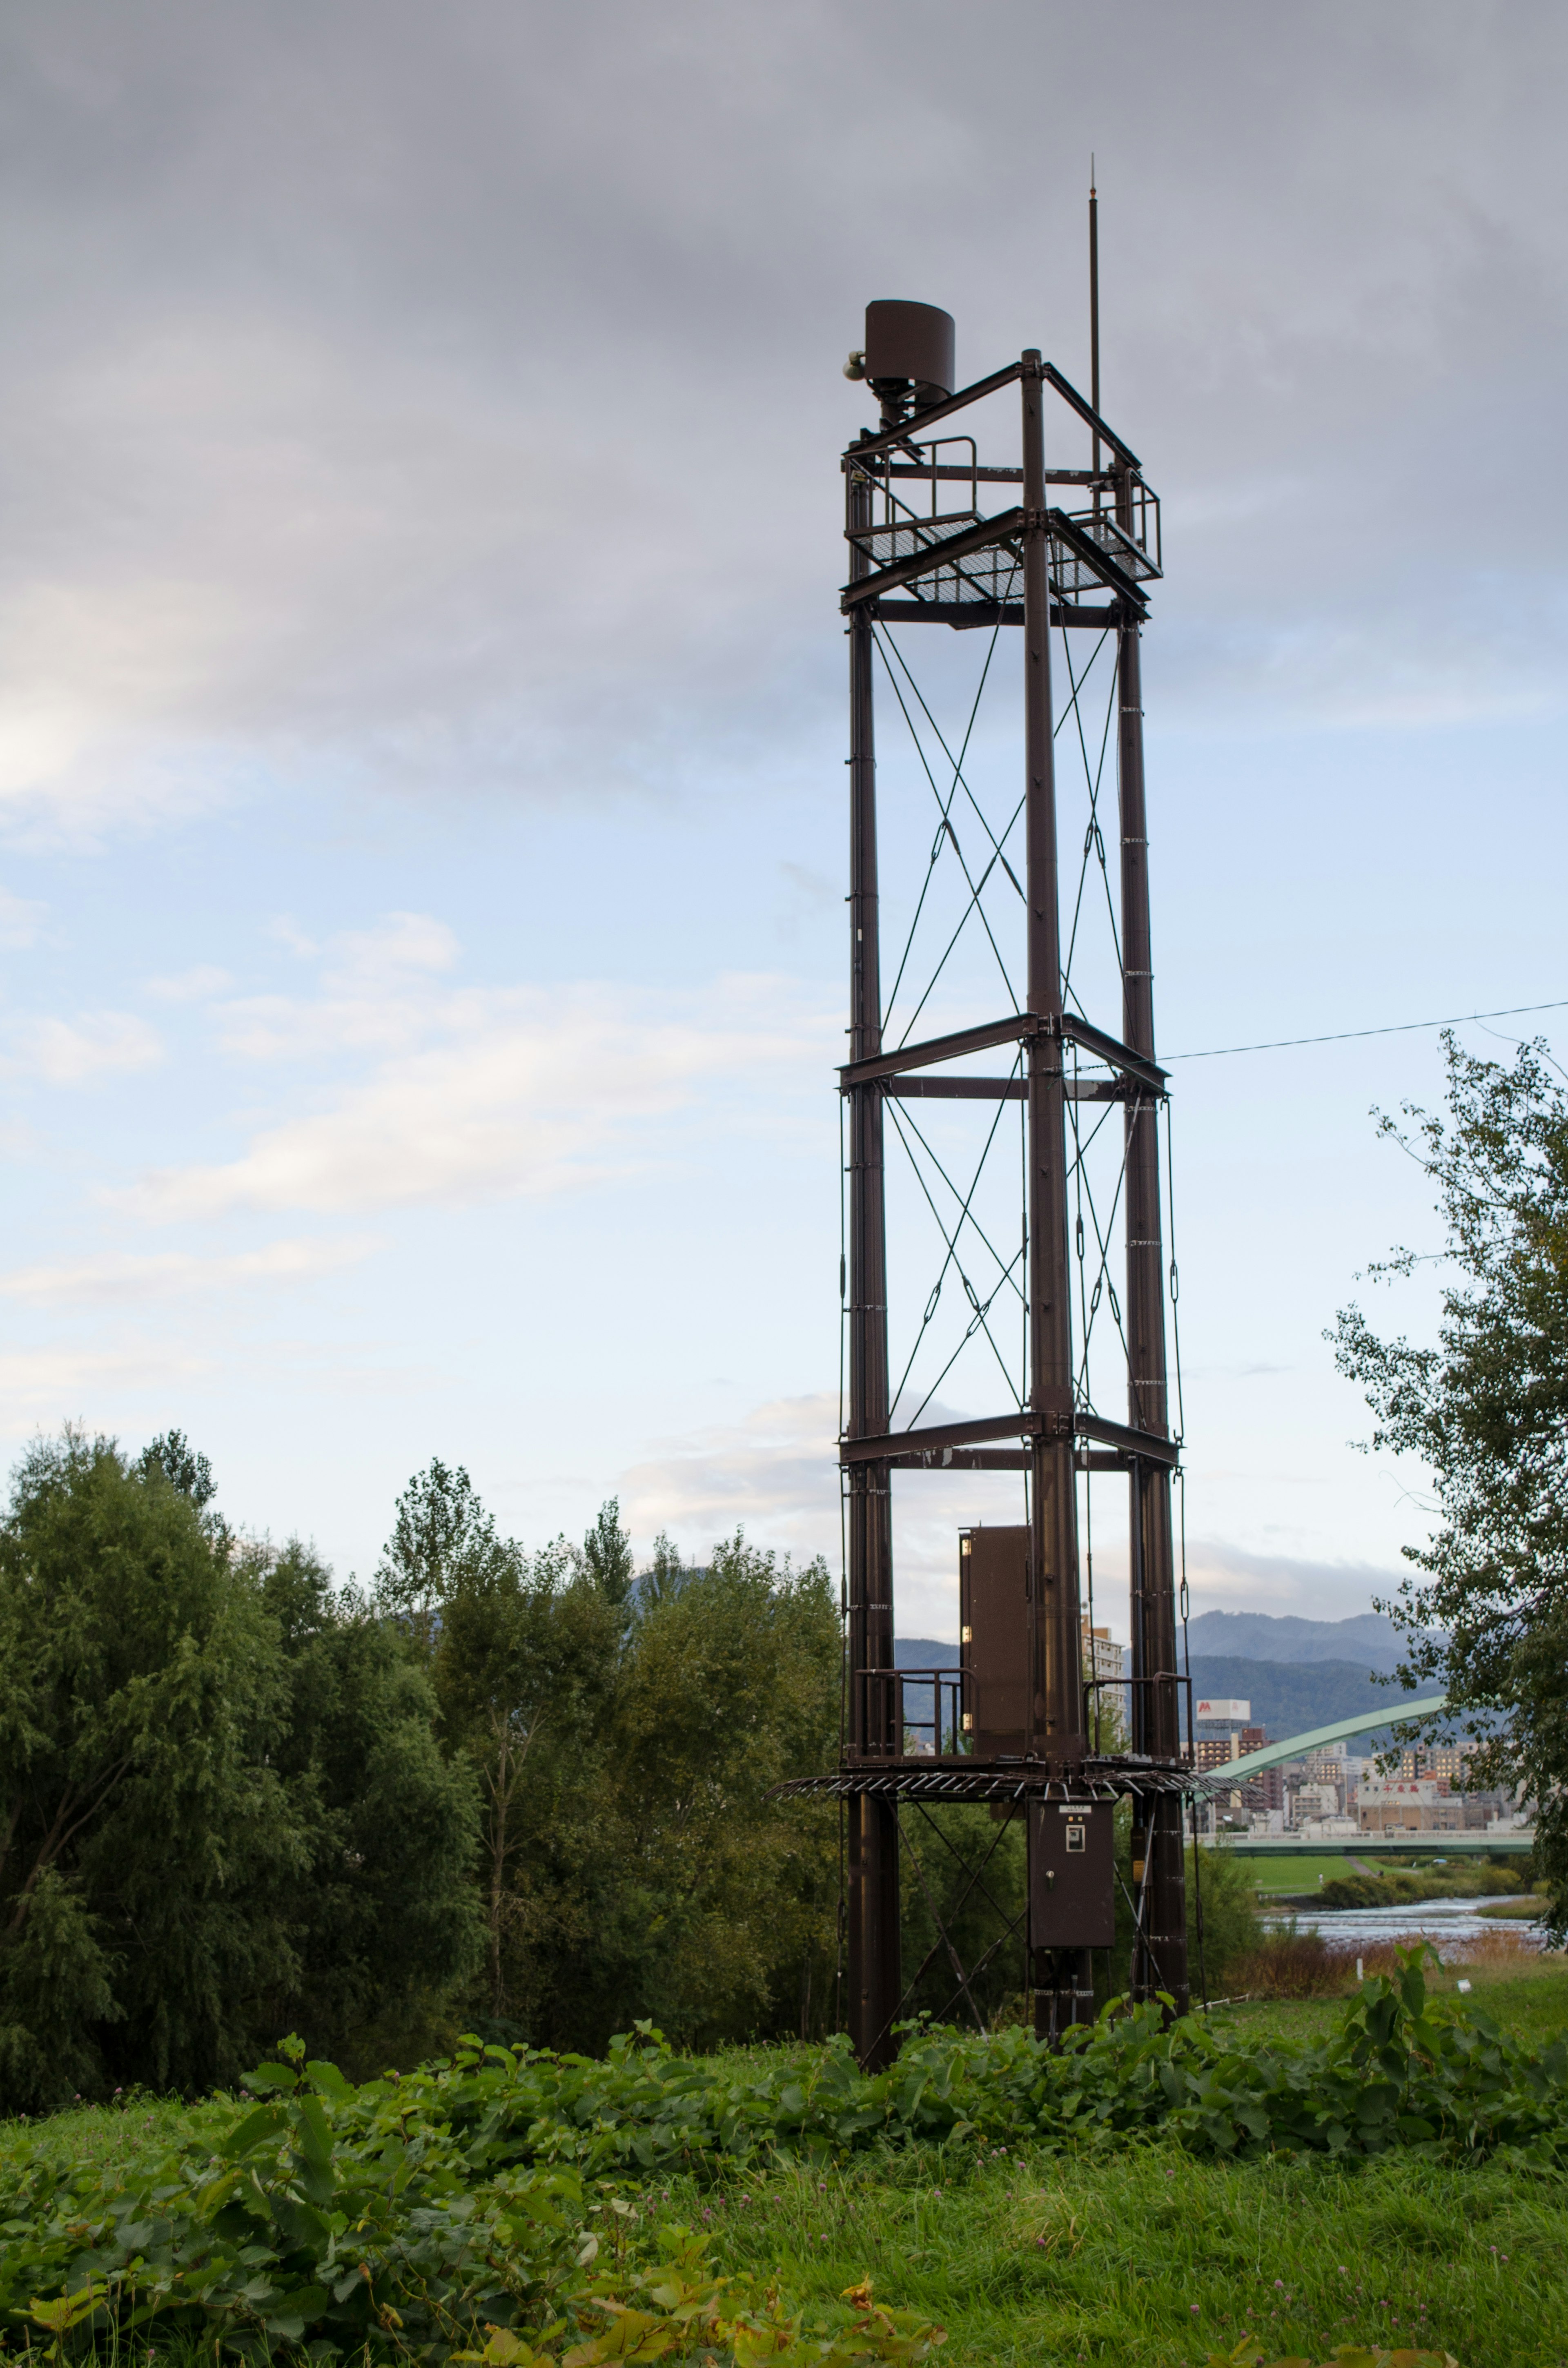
[772, 1755, 1212, 1806]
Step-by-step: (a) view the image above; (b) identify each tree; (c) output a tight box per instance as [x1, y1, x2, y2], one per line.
[589, 1533, 842, 2050]
[432, 1536, 618, 2020]
[579, 1497, 635, 1607]
[0, 1431, 300, 2110]
[374, 1459, 514, 1653]
[0, 1434, 489, 2107]
[137, 1429, 216, 1510]
[251, 1542, 484, 2074]
[1333, 1033, 1568, 1933]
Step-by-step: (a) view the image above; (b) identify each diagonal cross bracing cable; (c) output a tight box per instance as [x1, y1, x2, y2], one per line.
[886, 1098, 1025, 1419]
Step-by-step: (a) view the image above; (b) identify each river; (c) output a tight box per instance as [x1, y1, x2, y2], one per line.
[1260, 1892, 1546, 1957]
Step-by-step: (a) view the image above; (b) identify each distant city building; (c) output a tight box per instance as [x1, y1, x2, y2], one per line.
[1399, 1740, 1476, 1784]
[1359, 1775, 1466, 1835]
[1080, 1618, 1126, 1738]
[1080, 1619, 1124, 1688]
[1194, 1696, 1251, 1736]
[1192, 1737, 1242, 1773]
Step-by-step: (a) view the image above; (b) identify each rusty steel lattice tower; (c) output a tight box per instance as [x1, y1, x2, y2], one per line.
[777, 265, 1200, 2066]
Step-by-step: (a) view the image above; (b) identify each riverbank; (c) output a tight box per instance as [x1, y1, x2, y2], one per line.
[1267, 1860, 1537, 1912]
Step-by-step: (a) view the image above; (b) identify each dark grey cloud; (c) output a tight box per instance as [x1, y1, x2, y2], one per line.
[2, 0, 1564, 825]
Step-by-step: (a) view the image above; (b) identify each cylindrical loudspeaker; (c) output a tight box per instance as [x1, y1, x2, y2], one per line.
[864, 300, 955, 404]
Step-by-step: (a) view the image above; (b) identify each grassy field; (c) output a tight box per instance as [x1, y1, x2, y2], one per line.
[2, 1956, 1565, 2368]
[1246, 1855, 1367, 1895]
[664, 2135, 1564, 2366]
[655, 1959, 1568, 2364]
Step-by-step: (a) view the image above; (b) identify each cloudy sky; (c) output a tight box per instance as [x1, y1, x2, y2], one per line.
[2, 1, 1565, 1637]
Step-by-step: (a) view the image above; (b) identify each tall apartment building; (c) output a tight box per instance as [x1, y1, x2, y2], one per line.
[1398, 1741, 1475, 1784]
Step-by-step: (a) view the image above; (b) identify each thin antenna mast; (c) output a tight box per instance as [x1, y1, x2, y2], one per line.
[1089, 161, 1101, 499]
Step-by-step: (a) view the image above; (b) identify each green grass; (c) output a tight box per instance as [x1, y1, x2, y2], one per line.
[1194, 1958, 1568, 2052]
[1248, 1856, 1365, 1895]
[662, 2142, 1566, 2367]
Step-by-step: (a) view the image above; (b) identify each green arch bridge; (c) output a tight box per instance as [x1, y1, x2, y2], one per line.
[1195, 1695, 1535, 1857]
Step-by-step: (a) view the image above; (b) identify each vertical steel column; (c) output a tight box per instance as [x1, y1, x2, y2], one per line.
[1022, 355, 1091, 2035]
[844, 437, 900, 2068]
[1116, 496, 1189, 2014]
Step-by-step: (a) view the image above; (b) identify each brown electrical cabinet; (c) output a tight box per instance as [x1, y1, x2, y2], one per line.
[1028, 1799, 1116, 1949]
[958, 1525, 1029, 1757]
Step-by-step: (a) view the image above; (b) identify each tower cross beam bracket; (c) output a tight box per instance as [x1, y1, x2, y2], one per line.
[838, 1408, 1178, 1468]
[846, 355, 1140, 467]
[840, 505, 1149, 614]
[839, 1010, 1165, 1093]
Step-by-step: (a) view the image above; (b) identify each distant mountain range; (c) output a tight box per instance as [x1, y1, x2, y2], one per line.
[1182, 1610, 1408, 1675]
[894, 1611, 1434, 1748]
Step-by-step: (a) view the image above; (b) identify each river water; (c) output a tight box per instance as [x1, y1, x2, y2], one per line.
[1260, 1893, 1546, 1958]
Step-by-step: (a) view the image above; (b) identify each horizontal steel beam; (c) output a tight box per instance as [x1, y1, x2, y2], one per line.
[841, 1011, 1035, 1088]
[884, 1446, 1130, 1472]
[884, 1075, 1122, 1101]
[869, 599, 1120, 631]
[842, 1407, 1167, 1469]
[1077, 1411, 1180, 1467]
[868, 464, 1102, 487]
[885, 1074, 1023, 1099]
[841, 1409, 1045, 1465]
[844, 1013, 1160, 1093]
[847, 362, 1024, 459]
[844, 506, 1147, 615]
[1060, 1012, 1167, 1090]
[841, 507, 1025, 607]
[845, 361, 1139, 470]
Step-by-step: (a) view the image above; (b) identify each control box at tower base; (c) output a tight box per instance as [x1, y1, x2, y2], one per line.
[1029, 1800, 1116, 1949]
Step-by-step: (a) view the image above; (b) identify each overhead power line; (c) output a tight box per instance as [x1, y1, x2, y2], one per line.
[1166, 997, 1568, 1064]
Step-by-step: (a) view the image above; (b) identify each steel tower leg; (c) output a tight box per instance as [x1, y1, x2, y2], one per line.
[845, 441, 899, 2068]
[1022, 355, 1091, 2035]
[1117, 574, 1189, 2015]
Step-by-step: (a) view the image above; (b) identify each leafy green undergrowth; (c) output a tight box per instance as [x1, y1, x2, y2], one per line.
[2, 1954, 1566, 2364]
[314, 1950, 1568, 2183]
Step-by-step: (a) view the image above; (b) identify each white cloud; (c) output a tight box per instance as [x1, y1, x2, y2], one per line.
[616, 1392, 1405, 1643]
[0, 1342, 210, 1437]
[129, 935, 833, 1216]
[1183, 1539, 1403, 1625]
[0, 886, 47, 948]
[2, 7, 1566, 832]
[620, 1392, 842, 1566]
[144, 963, 234, 1002]
[617, 1389, 1037, 1639]
[7, 1010, 163, 1084]
[0, 1234, 382, 1307]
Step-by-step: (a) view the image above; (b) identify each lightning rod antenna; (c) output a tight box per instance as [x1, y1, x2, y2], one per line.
[1089, 159, 1101, 498]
